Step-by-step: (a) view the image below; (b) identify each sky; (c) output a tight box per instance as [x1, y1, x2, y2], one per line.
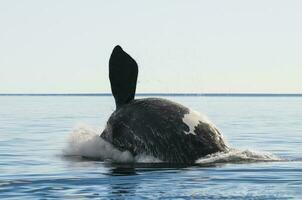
[0, 0, 301, 93]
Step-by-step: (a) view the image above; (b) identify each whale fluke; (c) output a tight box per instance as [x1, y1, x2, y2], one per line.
[109, 45, 138, 109]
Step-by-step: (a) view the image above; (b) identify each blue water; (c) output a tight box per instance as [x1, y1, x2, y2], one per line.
[0, 95, 301, 199]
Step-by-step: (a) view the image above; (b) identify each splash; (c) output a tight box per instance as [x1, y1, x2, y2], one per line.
[63, 124, 280, 165]
[195, 148, 281, 165]
[63, 124, 134, 163]
[63, 124, 163, 163]
[134, 154, 162, 163]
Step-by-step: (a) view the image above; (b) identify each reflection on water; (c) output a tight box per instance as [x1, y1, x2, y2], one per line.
[0, 95, 302, 199]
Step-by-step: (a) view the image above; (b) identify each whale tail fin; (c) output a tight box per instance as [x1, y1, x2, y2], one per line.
[109, 45, 138, 109]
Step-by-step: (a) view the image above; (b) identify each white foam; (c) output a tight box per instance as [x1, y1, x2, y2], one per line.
[63, 124, 134, 163]
[195, 148, 281, 164]
[63, 124, 163, 163]
[135, 154, 163, 163]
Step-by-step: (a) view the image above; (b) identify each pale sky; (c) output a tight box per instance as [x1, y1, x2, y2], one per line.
[0, 0, 301, 93]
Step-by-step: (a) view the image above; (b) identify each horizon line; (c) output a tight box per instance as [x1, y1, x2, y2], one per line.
[0, 93, 302, 97]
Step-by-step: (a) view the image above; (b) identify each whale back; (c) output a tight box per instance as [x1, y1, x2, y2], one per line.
[101, 98, 228, 163]
[109, 45, 138, 109]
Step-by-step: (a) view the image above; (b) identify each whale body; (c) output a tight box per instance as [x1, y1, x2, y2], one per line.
[100, 45, 229, 164]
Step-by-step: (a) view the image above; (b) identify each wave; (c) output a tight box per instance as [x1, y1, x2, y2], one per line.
[63, 124, 281, 165]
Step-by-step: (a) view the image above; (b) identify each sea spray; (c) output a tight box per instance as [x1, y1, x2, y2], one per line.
[63, 124, 163, 163]
[195, 148, 281, 165]
[63, 124, 134, 163]
[63, 124, 281, 164]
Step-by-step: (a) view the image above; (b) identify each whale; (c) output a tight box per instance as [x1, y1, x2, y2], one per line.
[100, 45, 229, 164]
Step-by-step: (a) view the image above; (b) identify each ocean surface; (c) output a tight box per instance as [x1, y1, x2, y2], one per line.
[0, 95, 301, 199]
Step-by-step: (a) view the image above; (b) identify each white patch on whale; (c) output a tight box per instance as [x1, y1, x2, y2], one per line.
[182, 109, 225, 142]
[182, 110, 205, 135]
[182, 109, 212, 134]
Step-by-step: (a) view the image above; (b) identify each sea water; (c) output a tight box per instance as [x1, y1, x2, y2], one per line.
[0, 95, 301, 199]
